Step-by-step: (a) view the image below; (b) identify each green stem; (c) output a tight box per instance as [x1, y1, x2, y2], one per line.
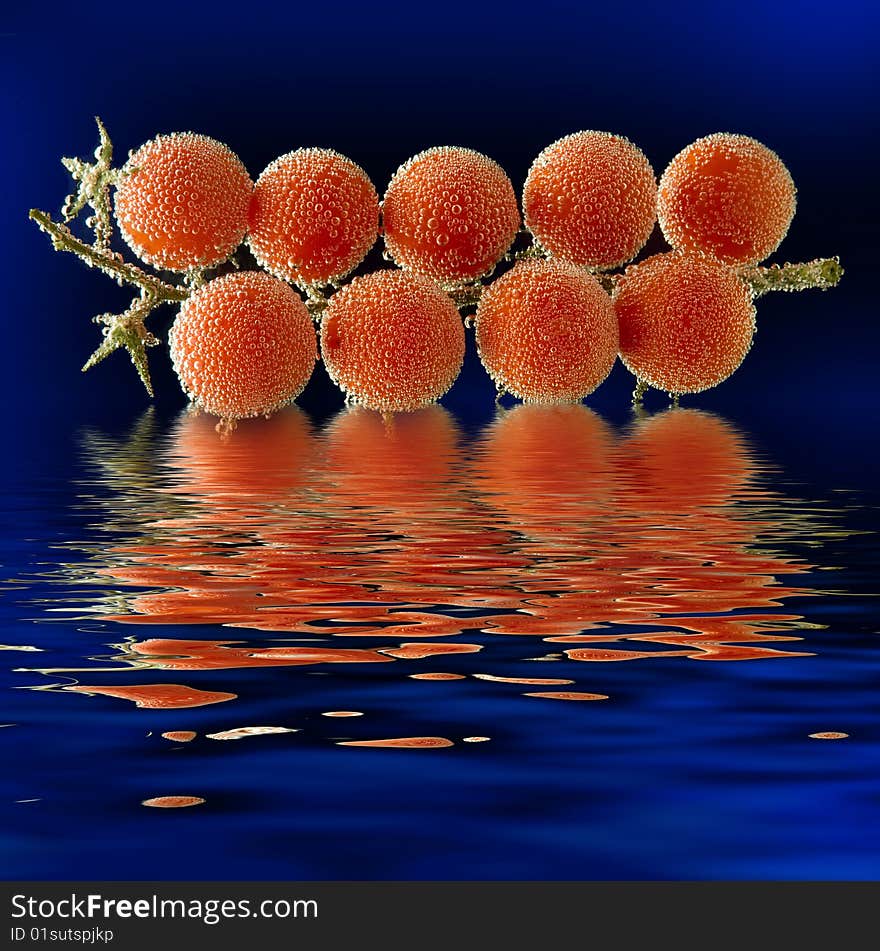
[29, 208, 187, 396]
[741, 257, 843, 298]
[81, 290, 162, 396]
[594, 272, 617, 294]
[29, 209, 188, 303]
[449, 283, 484, 309]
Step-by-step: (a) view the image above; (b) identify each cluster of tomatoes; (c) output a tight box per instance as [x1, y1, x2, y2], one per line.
[104, 128, 800, 419]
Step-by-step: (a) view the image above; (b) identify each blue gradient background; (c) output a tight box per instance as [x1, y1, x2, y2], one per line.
[2, 2, 878, 478]
[1, 3, 879, 880]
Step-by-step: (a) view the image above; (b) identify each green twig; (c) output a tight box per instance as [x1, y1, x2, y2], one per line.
[29, 209, 187, 302]
[742, 257, 843, 298]
[60, 117, 121, 250]
[594, 272, 617, 294]
[29, 209, 188, 395]
[449, 282, 484, 309]
[82, 291, 162, 396]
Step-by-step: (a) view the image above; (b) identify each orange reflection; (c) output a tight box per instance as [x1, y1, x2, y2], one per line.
[409, 673, 467, 681]
[142, 796, 205, 808]
[564, 647, 690, 662]
[337, 737, 455, 749]
[205, 727, 297, 740]
[321, 406, 460, 514]
[121, 638, 393, 669]
[314, 406, 527, 612]
[523, 692, 609, 701]
[470, 406, 819, 659]
[65, 684, 236, 708]
[103, 406, 526, 639]
[473, 404, 616, 540]
[619, 408, 753, 510]
[49, 402, 832, 730]
[381, 643, 483, 659]
[473, 674, 575, 685]
[165, 406, 318, 502]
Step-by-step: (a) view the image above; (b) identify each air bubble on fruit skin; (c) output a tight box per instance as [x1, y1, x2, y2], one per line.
[523, 130, 657, 271]
[614, 251, 756, 394]
[114, 132, 253, 272]
[657, 133, 796, 265]
[475, 258, 618, 404]
[382, 146, 521, 289]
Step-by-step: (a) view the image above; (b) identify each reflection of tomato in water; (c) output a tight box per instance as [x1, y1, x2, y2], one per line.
[90, 403, 815, 666]
[104, 404, 508, 636]
[473, 406, 814, 657]
[319, 405, 524, 612]
[618, 408, 753, 513]
[615, 408, 766, 595]
[164, 406, 318, 503]
[320, 405, 472, 545]
[597, 407, 816, 658]
[104, 407, 323, 627]
[470, 404, 619, 637]
[472, 404, 615, 539]
[321, 405, 460, 510]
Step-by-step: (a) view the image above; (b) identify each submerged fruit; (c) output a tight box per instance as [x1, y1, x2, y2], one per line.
[658, 133, 796, 265]
[614, 252, 756, 394]
[475, 258, 618, 402]
[169, 271, 316, 420]
[320, 269, 465, 411]
[247, 148, 379, 286]
[523, 130, 657, 269]
[114, 132, 253, 272]
[382, 146, 520, 287]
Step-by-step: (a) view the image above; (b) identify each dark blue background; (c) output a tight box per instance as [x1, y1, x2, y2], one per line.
[2, 1, 878, 486]
[1, 3, 879, 882]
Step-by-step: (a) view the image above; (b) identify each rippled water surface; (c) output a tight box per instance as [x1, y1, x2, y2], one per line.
[2, 404, 878, 879]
